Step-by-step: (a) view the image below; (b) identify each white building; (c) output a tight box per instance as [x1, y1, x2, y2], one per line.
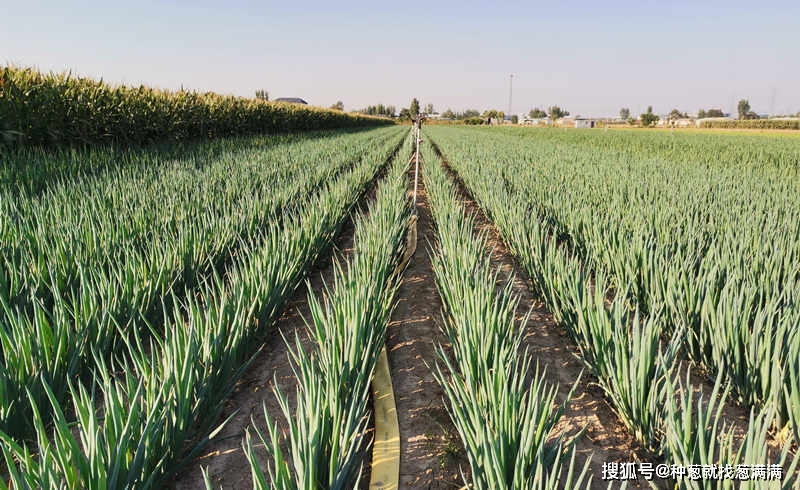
[574, 118, 598, 128]
[659, 118, 695, 128]
[522, 117, 551, 126]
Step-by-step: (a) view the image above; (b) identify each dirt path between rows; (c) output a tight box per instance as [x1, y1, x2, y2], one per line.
[385, 163, 469, 488]
[432, 153, 654, 490]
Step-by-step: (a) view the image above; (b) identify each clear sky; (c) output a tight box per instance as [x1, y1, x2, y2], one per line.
[2, 0, 798, 117]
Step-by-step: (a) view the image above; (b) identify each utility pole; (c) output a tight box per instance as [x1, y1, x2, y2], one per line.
[770, 87, 776, 116]
[508, 74, 514, 120]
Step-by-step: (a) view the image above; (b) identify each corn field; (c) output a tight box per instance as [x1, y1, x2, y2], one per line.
[0, 65, 389, 148]
[699, 120, 800, 130]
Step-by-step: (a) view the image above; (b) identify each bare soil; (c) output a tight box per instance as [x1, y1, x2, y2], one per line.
[384, 164, 470, 489]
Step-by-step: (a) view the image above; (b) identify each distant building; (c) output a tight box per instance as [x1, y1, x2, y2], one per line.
[274, 97, 308, 105]
[574, 117, 598, 128]
[659, 118, 695, 128]
[523, 117, 551, 126]
[557, 117, 575, 127]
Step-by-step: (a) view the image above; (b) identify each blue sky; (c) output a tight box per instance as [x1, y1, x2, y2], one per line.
[2, 1, 798, 117]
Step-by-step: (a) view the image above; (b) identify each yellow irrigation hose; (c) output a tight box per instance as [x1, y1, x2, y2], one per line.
[369, 203, 418, 489]
[369, 347, 400, 490]
[370, 134, 422, 489]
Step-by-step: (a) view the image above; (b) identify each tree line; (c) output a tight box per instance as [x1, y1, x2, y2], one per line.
[252, 90, 798, 126]
[615, 99, 784, 127]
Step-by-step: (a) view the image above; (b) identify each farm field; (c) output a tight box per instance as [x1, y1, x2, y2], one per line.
[609, 127, 800, 137]
[423, 126, 800, 489]
[2, 123, 800, 489]
[0, 125, 408, 488]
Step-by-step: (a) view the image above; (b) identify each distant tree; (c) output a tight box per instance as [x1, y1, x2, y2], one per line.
[529, 108, 547, 118]
[399, 108, 411, 120]
[640, 106, 659, 127]
[737, 99, 751, 120]
[442, 108, 456, 119]
[511, 115, 519, 124]
[461, 109, 481, 119]
[356, 104, 396, 117]
[330, 101, 344, 111]
[409, 98, 420, 118]
[698, 108, 726, 118]
[619, 108, 630, 120]
[424, 103, 435, 114]
[548, 106, 569, 120]
[668, 109, 688, 120]
[255, 89, 269, 101]
[482, 109, 505, 123]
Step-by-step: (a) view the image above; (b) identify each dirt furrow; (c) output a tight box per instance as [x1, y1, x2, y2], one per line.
[385, 163, 469, 489]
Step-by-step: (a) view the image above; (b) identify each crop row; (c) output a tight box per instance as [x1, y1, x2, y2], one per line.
[0, 129, 405, 488]
[422, 140, 591, 489]
[243, 147, 411, 489]
[426, 126, 799, 488]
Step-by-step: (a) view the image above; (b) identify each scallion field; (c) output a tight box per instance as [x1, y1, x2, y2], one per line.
[2, 68, 800, 490]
